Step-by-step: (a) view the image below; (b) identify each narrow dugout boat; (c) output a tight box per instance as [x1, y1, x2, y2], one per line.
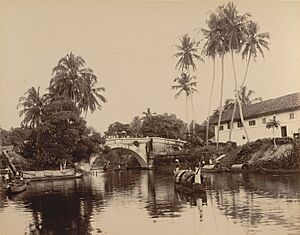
[22, 169, 83, 181]
[6, 180, 26, 194]
[174, 167, 205, 194]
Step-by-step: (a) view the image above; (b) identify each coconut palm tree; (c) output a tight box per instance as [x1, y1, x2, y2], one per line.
[228, 21, 269, 140]
[201, 11, 229, 146]
[174, 34, 202, 136]
[174, 34, 202, 73]
[17, 87, 45, 128]
[49, 52, 106, 117]
[78, 74, 107, 118]
[171, 73, 197, 138]
[266, 118, 280, 148]
[219, 2, 251, 142]
[241, 20, 270, 86]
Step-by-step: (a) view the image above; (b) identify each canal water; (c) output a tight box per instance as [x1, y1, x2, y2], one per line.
[0, 170, 300, 235]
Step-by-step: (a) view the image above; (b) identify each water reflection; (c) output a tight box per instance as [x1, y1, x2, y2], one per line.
[0, 171, 299, 235]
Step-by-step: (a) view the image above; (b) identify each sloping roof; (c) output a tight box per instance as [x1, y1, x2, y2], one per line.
[211, 92, 300, 125]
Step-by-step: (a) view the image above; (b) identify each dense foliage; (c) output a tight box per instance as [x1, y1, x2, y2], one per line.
[12, 53, 107, 168]
[138, 113, 186, 140]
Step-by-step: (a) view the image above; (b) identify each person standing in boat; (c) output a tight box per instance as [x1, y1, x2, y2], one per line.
[3, 168, 10, 183]
[194, 161, 203, 184]
[174, 159, 180, 173]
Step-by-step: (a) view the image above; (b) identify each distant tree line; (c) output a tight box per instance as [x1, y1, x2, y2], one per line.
[104, 109, 214, 146]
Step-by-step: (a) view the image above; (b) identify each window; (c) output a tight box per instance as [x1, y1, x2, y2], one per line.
[290, 112, 295, 119]
[227, 123, 231, 129]
[237, 122, 243, 128]
[219, 125, 224, 131]
[249, 120, 256, 126]
[262, 117, 266, 124]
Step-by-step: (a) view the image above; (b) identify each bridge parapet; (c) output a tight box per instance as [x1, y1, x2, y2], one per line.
[105, 137, 186, 146]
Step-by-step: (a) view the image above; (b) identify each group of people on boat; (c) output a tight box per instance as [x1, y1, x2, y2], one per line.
[173, 159, 205, 186]
[2, 168, 24, 184]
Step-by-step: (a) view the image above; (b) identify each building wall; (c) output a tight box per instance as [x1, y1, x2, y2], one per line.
[215, 110, 300, 145]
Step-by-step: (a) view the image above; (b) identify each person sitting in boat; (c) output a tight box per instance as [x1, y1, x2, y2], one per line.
[15, 171, 24, 181]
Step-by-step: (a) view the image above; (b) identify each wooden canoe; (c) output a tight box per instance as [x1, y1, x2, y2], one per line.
[23, 169, 84, 181]
[6, 180, 26, 194]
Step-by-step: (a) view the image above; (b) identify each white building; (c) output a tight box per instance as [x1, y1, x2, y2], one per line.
[212, 92, 300, 145]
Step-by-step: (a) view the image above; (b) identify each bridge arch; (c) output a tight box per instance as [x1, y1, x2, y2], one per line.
[89, 147, 148, 169]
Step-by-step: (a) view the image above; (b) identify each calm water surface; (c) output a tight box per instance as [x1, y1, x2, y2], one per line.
[0, 170, 300, 235]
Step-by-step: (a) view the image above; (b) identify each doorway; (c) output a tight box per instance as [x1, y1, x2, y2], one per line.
[281, 126, 287, 137]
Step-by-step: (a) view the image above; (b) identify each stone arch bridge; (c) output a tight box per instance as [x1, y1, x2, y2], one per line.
[90, 137, 186, 169]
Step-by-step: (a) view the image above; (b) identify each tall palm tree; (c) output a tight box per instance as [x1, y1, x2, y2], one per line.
[216, 54, 226, 149]
[174, 34, 202, 73]
[17, 87, 45, 128]
[228, 21, 269, 140]
[219, 2, 251, 142]
[174, 34, 202, 136]
[241, 20, 270, 86]
[49, 52, 106, 117]
[171, 73, 197, 138]
[201, 11, 228, 146]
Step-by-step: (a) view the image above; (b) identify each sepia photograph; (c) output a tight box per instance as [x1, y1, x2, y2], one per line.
[0, 0, 300, 234]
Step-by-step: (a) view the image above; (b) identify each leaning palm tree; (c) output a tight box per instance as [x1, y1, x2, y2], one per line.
[241, 20, 270, 86]
[228, 21, 269, 140]
[171, 73, 197, 138]
[17, 87, 45, 128]
[49, 52, 106, 116]
[266, 118, 280, 149]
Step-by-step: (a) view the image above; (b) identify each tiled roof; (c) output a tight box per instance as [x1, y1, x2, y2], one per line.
[211, 92, 300, 125]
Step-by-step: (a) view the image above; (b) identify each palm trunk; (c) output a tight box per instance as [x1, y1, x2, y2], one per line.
[191, 93, 195, 136]
[216, 54, 225, 150]
[206, 58, 216, 145]
[228, 100, 237, 141]
[241, 51, 252, 87]
[231, 50, 250, 142]
[186, 94, 190, 139]
[273, 128, 277, 148]
[228, 51, 252, 141]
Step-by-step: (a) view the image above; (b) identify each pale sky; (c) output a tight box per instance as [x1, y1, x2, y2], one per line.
[0, 0, 299, 133]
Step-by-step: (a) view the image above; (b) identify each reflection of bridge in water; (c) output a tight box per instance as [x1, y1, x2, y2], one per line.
[90, 137, 186, 169]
